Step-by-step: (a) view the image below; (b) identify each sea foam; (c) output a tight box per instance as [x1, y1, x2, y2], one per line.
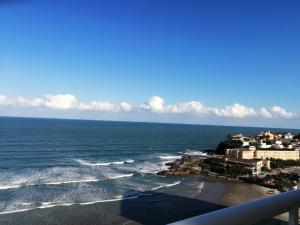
[45, 178, 99, 185]
[79, 195, 138, 205]
[151, 181, 181, 190]
[183, 150, 207, 156]
[108, 173, 134, 179]
[75, 159, 112, 166]
[0, 185, 21, 190]
[75, 159, 135, 166]
[159, 155, 181, 160]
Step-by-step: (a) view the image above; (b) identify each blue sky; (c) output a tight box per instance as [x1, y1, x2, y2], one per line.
[0, 0, 300, 128]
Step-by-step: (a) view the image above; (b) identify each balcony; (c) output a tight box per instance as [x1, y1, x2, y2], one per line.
[168, 189, 300, 225]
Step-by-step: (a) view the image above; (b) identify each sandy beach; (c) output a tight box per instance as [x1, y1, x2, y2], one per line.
[0, 175, 287, 225]
[222, 181, 273, 206]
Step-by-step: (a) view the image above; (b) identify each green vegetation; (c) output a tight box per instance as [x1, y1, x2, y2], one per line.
[294, 133, 300, 139]
[265, 173, 298, 191]
[242, 172, 298, 191]
[266, 140, 274, 145]
[201, 159, 252, 178]
[215, 139, 243, 155]
[270, 159, 300, 169]
[210, 164, 226, 174]
[261, 166, 271, 172]
[225, 164, 252, 177]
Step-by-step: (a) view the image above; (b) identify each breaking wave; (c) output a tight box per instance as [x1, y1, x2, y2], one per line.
[159, 155, 182, 160]
[108, 173, 134, 179]
[75, 159, 135, 167]
[0, 208, 34, 215]
[0, 185, 21, 190]
[45, 179, 99, 185]
[79, 195, 138, 205]
[75, 159, 112, 166]
[151, 181, 181, 190]
[183, 150, 207, 157]
[38, 202, 75, 209]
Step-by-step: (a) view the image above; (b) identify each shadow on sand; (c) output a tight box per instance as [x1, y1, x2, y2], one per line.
[120, 192, 224, 225]
[0, 191, 290, 225]
[120, 192, 289, 225]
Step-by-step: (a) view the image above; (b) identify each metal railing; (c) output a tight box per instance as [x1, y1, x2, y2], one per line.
[168, 189, 300, 225]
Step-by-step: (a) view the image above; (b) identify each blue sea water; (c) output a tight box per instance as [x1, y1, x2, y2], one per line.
[0, 117, 298, 214]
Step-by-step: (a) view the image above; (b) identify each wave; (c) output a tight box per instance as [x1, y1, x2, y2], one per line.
[0, 202, 76, 214]
[0, 179, 180, 215]
[108, 173, 133, 179]
[111, 161, 124, 165]
[79, 195, 138, 205]
[183, 150, 207, 156]
[159, 155, 181, 160]
[45, 179, 99, 185]
[165, 181, 181, 187]
[137, 161, 171, 174]
[0, 185, 21, 190]
[75, 159, 112, 166]
[0, 193, 144, 215]
[151, 181, 181, 190]
[75, 159, 135, 167]
[0, 178, 99, 191]
[38, 202, 74, 209]
[0, 208, 34, 215]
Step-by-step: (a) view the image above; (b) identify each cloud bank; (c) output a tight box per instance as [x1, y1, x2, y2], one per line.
[0, 94, 297, 119]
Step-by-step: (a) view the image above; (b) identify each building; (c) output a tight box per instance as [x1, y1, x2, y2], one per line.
[224, 158, 269, 173]
[225, 147, 300, 161]
[256, 149, 300, 160]
[257, 131, 275, 140]
[230, 134, 255, 147]
[273, 140, 284, 149]
[225, 146, 300, 173]
[257, 140, 272, 149]
[224, 148, 271, 173]
[225, 148, 255, 159]
[280, 133, 294, 144]
[283, 133, 294, 140]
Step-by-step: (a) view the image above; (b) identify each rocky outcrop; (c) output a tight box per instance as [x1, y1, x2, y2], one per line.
[157, 156, 203, 176]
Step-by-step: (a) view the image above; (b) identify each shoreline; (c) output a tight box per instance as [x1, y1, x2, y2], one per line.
[0, 175, 281, 225]
[222, 180, 275, 206]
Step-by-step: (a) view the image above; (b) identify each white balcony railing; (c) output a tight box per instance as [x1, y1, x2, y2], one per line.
[168, 189, 300, 225]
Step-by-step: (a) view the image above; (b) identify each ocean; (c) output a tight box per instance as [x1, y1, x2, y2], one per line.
[0, 117, 298, 216]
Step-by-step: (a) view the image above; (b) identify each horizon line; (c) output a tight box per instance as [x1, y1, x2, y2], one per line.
[0, 115, 299, 131]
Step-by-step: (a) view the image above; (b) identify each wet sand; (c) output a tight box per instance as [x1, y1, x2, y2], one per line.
[222, 181, 274, 206]
[0, 176, 284, 225]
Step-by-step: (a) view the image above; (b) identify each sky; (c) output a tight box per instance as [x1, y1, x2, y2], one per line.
[0, 0, 300, 128]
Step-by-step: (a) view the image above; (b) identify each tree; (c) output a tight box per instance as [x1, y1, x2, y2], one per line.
[266, 140, 273, 145]
[215, 139, 243, 155]
[293, 133, 300, 140]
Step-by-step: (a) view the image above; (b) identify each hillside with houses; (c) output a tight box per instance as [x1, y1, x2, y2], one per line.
[158, 131, 300, 192]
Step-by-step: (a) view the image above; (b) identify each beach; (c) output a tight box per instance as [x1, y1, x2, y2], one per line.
[0, 118, 298, 225]
[0, 175, 282, 225]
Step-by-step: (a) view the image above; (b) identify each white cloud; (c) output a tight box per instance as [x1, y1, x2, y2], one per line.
[260, 107, 273, 118]
[14, 96, 33, 107]
[42, 94, 78, 110]
[210, 103, 256, 118]
[31, 98, 45, 107]
[271, 106, 296, 119]
[166, 101, 207, 115]
[141, 96, 165, 113]
[78, 101, 118, 112]
[120, 101, 133, 112]
[0, 95, 10, 106]
[0, 94, 297, 119]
